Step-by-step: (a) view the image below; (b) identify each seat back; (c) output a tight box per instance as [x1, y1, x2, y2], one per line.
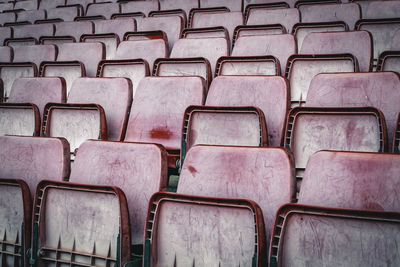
[13, 44, 57, 67]
[39, 0, 65, 10]
[13, 23, 54, 40]
[16, 9, 46, 23]
[120, 0, 159, 16]
[159, 0, 198, 16]
[246, 7, 299, 33]
[55, 21, 94, 41]
[215, 55, 280, 76]
[364, 0, 400, 19]
[86, 2, 120, 19]
[0, 62, 37, 100]
[81, 33, 119, 60]
[200, 0, 242, 11]
[95, 18, 136, 41]
[47, 6, 82, 21]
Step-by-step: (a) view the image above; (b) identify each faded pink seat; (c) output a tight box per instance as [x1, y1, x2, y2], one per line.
[307, 72, 400, 151]
[138, 16, 183, 53]
[67, 0, 93, 12]
[86, 2, 120, 19]
[9, 77, 66, 119]
[245, 0, 297, 8]
[0, 103, 40, 136]
[39, 0, 65, 11]
[298, 3, 360, 30]
[215, 55, 280, 76]
[0, 13, 15, 25]
[299, 150, 400, 211]
[13, 23, 54, 40]
[68, 77, 132, 141]
[95, 18, 136, 41]
[200, 0, 242, 11]
[0, 135, 70, 196]
[115, 39, 167, 70]
[0, 62, 37, 101]
[13, 44, 57, 67]
[0, 27, 12, 45]
[0, 45, 12, 62]
[269, 204, 400, 267]
[0, 2, 13, 12]
[120, 0, 159, 16]
[246, 7, 300, 33]
[70, 140, 167, 245]
[29, 181, 131, 267]
[55, 21, 94, 42]
[144, 192, 267, 266]
[232, 34, 296, 75]
[300, 31, 373, 72]
[377, 51, 400, 75]
[16, 10, 46, 23]
[171, 37, 229, 76]
[14, 0, 37, 10]
[82, 33, 119, 60]
[179, 145, 295, 251]
[159, 0, 198, 16]
[47, 6, 83, 21]
[364, 0, 400, 19]
[206, 75, 288, 146]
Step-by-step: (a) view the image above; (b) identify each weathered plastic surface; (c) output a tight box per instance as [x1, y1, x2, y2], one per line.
[138, 16, 182, 53]
[159, 0, 198, 16]
[207, 76, 287, 146]
[55, 21, 94, 41]
[115, 39, 167, 71]
[41, 62, 84, 97]
[31, 181, 131, 266]
[300, 31, 372, 72]
[125, 77, 205, 150]
[124, 30, 167, 41]
[0, 13, 15, 25]
[182, 26, 228, 39]
[120, 0, 159, 16]
[269, 204, 400, 267]
[83, 34, 119, 60]
[13, 44, 57, 67]
[246, 8, 299, 33]
[6, 38, 37, 49]
[0, 135, 70, 196]
[287, 55, 357, 107]
[171, 37, 229, 76]
[9, 77, 66, 118]
[378, 52, 400, 75]
[200, 0, 242, 11]
[44, 104, 107, 153]
[299, 3, 360, 30]
[232, 34, 296, 75]
[299, 150, 400, 211]
[0, 45, 12, 62]
[47, 6, 81, 21]
[14, 0, 37, 11]
[70, 140, 167, 244]
[234, 25, 286, 42]
[284, 107, 386, 191]
[95, 18, 136, 41]
[0, 2, 13, 11]
[145, 193, 266, 267]
[86, 2, 120, 19]
[57, 42, 105, 77]
[0, 179, 31, 267]
[192, 11, 243, 42]
[13, 23, 54, 39]
[179, 146, 295, 251]
[68, 77, 132, 141]
[356, 19, 400, 62]
[149, 9, 188, 26]
[307, 72, 400, 151]
[364, 0, 400, 19]
[0, 27, 12, 46]
[0, 63, 36, 100]
[392, 28, 400, 50]
[244, 0, 297, 8]
[183, 106, 268, 159]
[17, 9, 46, 23]
[39, 0, 64, 10]
[216, 55, 280, 76]
[294, 22, 348, 51]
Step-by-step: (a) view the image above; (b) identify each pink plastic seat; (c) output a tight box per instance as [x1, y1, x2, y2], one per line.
[68, 77, 132, 141]
[86, 2, 120, 19]
[0, 45, 12, 62]
[200, 0, 242, 11]
[39, 0, 65, 10]
[55, 21, 94, 42]
[364, 0, 400, 19]
[206, 75, 288, 146]
[144, 192, 267, 266]
[0, 103, 39, 136]
[0, 62, 37, 101]
[16, 10, 46, 23]
[13, 23, 54, 40]
[70, 140, 167, 245]
[95, 18, 136, 41]
[159, 0, 198, 16]
[0, 135, 70, 196]
[0, 13, 16, 25]
[47, 6, 83, 21]
[307, 72, 400, 151]
[232, 34, 296, 75]
[14, 0, 38, 10]
[215, 55, 280, 76]
[179, 145, 295, 251]
[300, 31, 372, 72]
[82, 33, 119, 60]
[377, 51, 400, 75]
[13, 44, 57, 68]
[0, 27, 12, 45]
[0, 2, 13, 11]
[246, 7, 299, 33]
[120, 0, 159, 16]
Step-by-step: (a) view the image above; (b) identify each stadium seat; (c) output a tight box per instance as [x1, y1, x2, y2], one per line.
[159, 0, 198, 17]
[393, 113, 400, 153]
[215, 55, 281, 76]
[47, 5, 83, 21]
[199, 0, 242, 11]
[94, 18, 136, 41]
[81, 33, 119, 59]
[181, 26, 229, 39]
[39, 0, 65, 11]
[13, 23, 54, 40]
[0, 13, 16, 25]
[120, 0, 159, 16]
[233, 24, 286, 46]
[0, 2, 13, 12]
[0, 45, 12, 63]
[377, 51, 400, 75]
[0, 27, 12, 46]
[86, 2, 120, 19]
[13, 44, 56, 68]
[0, 103, 40, 136]
[54, 20, 94, 43]
[66, 0, 93, 13]
[16, 9, 46, 23]
[246, 7, 299, 33]
[363, 0, 400, 19]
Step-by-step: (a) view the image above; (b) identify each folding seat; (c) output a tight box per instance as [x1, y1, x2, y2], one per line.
[120, 0, 159, 16]
[298, 2, 360, 30]
[178, 146, 295, 252]
[70, 140, 168, 255]
[181, 106, 267, 166]
[0, 26, 12, 45]
[0, 45, 12, 63]
[29, 181, 131, 267]
[47, 5, 83, 21]
[138, 16, 183, 54]
[206, 76, 288, 147]
[307, 72, 400, 152]
[16, 9, 46, 23]
[299, 150, 400, 211]
[49, 20, 94, 43]
[0, 2, 13, 12]
[363, 0, 400, 19]
[159, 0, 198, 18]
[215, 55, 280, 76]
[0, 12, 15, 25]
[377, 51, 400, 75]
[39, 0, 65, 11]
[233, 24, 286, 45]
[171, 37, 229, 76]
[14, 0, 38, 11]
[232, 34, 296, 75]
[125, 76, 205, 168]
[149, 9, 188, 26]
[81, 33, 119, 60]
[8, 77, 66, 119]
[0, 135, 70, 195]
[13, 44, 56, 69]
[246, 7, 300, 33]
[12, 23, 54, 41]
[94, 18, 136, 41]
[66, 0, 93, 13]
[286, 54, 358, 107]
[115, 38, 167, 72]
[0, 102, 40, 136]
[293, 21, 348, 51]
[191, 9, 244, 42]
[181, 26, 229, 39]
[284, 107, 387, 193]
[143, 192, 267, 266]
[355, 18, 400, 69]
[300, 31, 373, 72]
[199, 0, 243, 11]
[269, 204, 400, 267]
[245, 0, 298, 8]
[0, 178, 31, 266]
[86, 2, 120, 19]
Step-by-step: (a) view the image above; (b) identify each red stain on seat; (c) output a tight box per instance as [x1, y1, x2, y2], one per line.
[150, 127, 172, 139]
